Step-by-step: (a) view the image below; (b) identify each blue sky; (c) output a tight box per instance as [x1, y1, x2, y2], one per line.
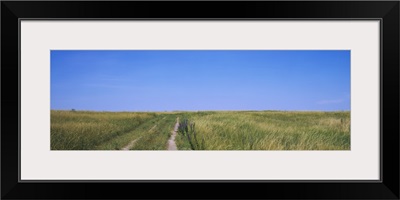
[51, 50, 350, 111]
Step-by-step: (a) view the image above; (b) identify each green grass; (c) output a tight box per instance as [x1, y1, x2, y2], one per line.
[51, 110, 350, 150]
[94, 115, 166, 150]
[51, 110, 159, 150]
[175, 111, 350, 150]
[130, 114, 177, 150]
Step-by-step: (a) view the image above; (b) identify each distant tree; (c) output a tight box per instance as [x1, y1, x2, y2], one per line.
[71, 109, 76, 112]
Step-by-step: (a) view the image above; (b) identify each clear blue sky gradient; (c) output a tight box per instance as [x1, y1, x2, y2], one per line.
[51, 50, 350, 111]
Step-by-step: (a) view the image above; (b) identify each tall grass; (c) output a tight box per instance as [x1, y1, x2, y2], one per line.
[177, 118, 206, 150]
[94, 115, 165, 150]
[51, 110, 156, 150]
[175, 111, 350, 150]
[51, 110, 350, 150]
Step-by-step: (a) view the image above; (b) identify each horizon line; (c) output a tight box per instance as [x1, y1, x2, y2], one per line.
[51, 109, 351, 112]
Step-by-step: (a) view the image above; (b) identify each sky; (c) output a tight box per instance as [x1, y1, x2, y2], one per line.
[51, 50, 350, 111]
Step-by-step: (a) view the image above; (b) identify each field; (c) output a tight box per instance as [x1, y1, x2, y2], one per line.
[51, 110, 350, 150]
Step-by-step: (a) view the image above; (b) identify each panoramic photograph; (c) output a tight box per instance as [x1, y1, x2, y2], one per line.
[51, 50, 350, 150]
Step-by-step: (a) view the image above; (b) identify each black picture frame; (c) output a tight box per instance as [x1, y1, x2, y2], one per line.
[2, 1, 399, 199]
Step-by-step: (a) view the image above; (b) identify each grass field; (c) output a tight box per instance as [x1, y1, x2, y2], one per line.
[51, 110, 350, 150]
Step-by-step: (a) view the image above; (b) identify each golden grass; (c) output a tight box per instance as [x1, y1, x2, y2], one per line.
[51, 110, 350, 150]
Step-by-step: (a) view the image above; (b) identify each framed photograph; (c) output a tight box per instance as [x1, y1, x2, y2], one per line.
[2, 1, 399, 199]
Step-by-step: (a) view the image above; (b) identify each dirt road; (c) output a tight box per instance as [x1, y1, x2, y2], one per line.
[167, 118, 179, 150]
